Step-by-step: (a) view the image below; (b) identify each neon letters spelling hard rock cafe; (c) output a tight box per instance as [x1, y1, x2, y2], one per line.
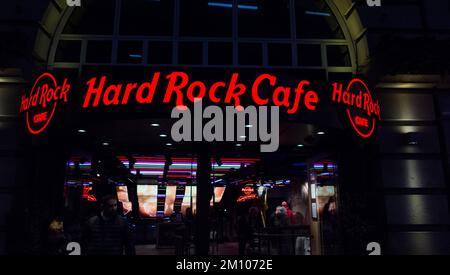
[19, 71, 381, 140]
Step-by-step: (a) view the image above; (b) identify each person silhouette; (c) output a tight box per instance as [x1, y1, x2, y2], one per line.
[82, 194, 135, 255]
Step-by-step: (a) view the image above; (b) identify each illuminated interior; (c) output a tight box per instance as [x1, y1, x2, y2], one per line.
[64, 155, 256, 218]
[118, 156, 258, 179]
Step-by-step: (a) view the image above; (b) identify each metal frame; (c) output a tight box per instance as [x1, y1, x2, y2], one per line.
[47, 0, 356, 78]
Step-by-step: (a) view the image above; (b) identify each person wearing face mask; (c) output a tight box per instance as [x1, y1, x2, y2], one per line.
[82, 194, 135, 255]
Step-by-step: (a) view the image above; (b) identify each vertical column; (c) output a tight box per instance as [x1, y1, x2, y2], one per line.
[0, 70, 26, 254]
[26, 142, 70, 254]
[111, 0, 122, 65]
[194, 149, 212, 255]
[337, 140, 383, 255]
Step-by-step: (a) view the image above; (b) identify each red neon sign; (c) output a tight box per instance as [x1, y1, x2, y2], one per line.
[332, 79, 381, 138]
[237, 194, 257, 203]
[21, 71, 380, 139]
[82, 186, 97, 202]
[20, 72, 70, 134]
[237, 185, 257, 202]
[82, 72, 319, 113]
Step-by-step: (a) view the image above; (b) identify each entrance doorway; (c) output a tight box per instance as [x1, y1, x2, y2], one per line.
[60, 118, 345, 255]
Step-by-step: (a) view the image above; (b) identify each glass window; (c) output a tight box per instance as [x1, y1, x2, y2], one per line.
[148, 41, 173, 64]
[295, 0, 344, 39]
[63, 0, 115, 34]
[86, 41, 112, 63]
[208, 42, 233, 65]
[118, 41, 143, 64]
[298, 44, 322, 67]
[120, 0, 174, 36]
[55, 40, 81, 62]
[238, 0, 291, 38]
[57, 0, 352, 71]
[268, 44, 292, 66]
[327, 45, 350, 67]
[238, 43, 262, 65]
[178, 42, 203, 64]
[180, 0, 232, 37]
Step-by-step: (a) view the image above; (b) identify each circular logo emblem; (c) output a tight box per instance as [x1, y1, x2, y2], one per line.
[344, 79, 380, 138]
[242, 186, 254, 195]
[20, 72, 70, 134]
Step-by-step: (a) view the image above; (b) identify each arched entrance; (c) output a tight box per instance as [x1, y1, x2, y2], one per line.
[34, 0, 369, 74]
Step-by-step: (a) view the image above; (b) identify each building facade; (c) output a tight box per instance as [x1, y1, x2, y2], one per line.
[0, 0, 449, 255]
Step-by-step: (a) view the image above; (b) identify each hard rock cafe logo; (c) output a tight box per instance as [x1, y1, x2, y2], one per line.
[242, 186, 254, 195]
[237, 186, 257, 203]
[332, 79, 381, 138]
[19, 72, 70, 134]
